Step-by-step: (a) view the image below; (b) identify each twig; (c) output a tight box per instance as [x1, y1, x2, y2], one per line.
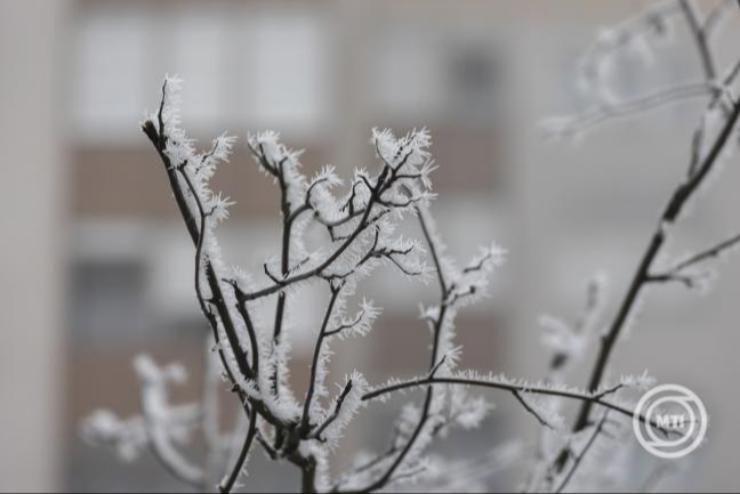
[301, 282, 343, 434]
[349, 207, 448, 493]
[572, 95, 740, 433]
[314, 380, 354, 441]
[512, 390, 554, 429]
[219, 406, 258, 494]
[545, 82, 715, 137]
[666, 231, 740, 273]
[234, 168, 391, 303]
[143, 82, 254, 389]
[270, 150, 295, 398]
[555, 410, 610, 493]
[324, 309, 365, 338]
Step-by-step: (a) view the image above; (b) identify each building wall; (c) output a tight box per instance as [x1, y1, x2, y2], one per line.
[3, 0, 739, 491]
[0, 0, 68, 490]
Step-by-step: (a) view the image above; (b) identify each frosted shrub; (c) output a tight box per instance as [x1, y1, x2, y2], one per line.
[83, 1, 740, 492]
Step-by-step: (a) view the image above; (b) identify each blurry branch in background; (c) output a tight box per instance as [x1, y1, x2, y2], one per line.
[540, 81, 717, 138]
[79, 1, 740, 493]
[553, 410, 610, 494]
[533, 0, 740, 491]
[648, 231, 740, 287]
[81, 355, 204, 488]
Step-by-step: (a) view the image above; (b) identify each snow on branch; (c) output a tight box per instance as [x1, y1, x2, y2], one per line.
[531, 2, 740, 491]
[82, 355, 204, 487]
[84, 4, 740, 489]
[541, 0, 740, 141]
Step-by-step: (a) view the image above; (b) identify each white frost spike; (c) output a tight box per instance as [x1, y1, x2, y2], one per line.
[312, 165, 343, 188]
[371, 127, 432, 171]
[207, 193, 236, 224]
[247, 130, 282, 170]
[161, 74, 184, 129]
[618, 370, 655, 391]
[331, 299, 382, 339]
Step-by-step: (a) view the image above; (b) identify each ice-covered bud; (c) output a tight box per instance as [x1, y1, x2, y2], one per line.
[540, 314, 586, 359]
[247, 130, 282, 168]
[371, 127, 432, 171]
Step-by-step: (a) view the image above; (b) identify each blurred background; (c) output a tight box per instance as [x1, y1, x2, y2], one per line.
[2, 0, 740, 491]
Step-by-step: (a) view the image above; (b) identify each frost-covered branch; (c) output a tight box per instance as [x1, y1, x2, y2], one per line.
[219, 406, 258, 494]
[572, 36, 740, 437]
[84, 4, 740, 489]
[343, 208, 453, 493]
[301, 281, 344, 435]
[137, 84, 448, 492]
[541, 81, 715, 138]
[312, 379, 354, 442]
[540, 0, 740, 485]
[142, 78, 256, 395]
[361, 375, 666, 433]
[542, 0, 740, 140]
[554, 410, 610, 494]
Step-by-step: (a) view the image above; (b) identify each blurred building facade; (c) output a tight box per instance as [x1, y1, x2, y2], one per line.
[3, 0, 740, 491]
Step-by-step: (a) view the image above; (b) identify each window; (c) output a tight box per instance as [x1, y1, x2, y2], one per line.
[71, 260, 150, 346]
[74, 7, 149, 142]
[248, 11, 330, 129]
[72, 3, 331, 143]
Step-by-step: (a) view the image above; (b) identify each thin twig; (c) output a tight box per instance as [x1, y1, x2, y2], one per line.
[680, 0, 717, 80]
[512, 390, 554, 429]
[270, 151, 295, 399]
[234, 168, 391, 303]
[667, 231, 740, 273]
[301, 282, 343, 434]
[555, 410, 610, 493]
[704, 0, 737, 36]
[545, 82, 715, 137]
[314, 380, 354, 441]
[219, 406, 258, 494]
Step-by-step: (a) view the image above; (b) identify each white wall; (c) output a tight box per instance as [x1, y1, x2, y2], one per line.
[0, 0, 68, 490]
